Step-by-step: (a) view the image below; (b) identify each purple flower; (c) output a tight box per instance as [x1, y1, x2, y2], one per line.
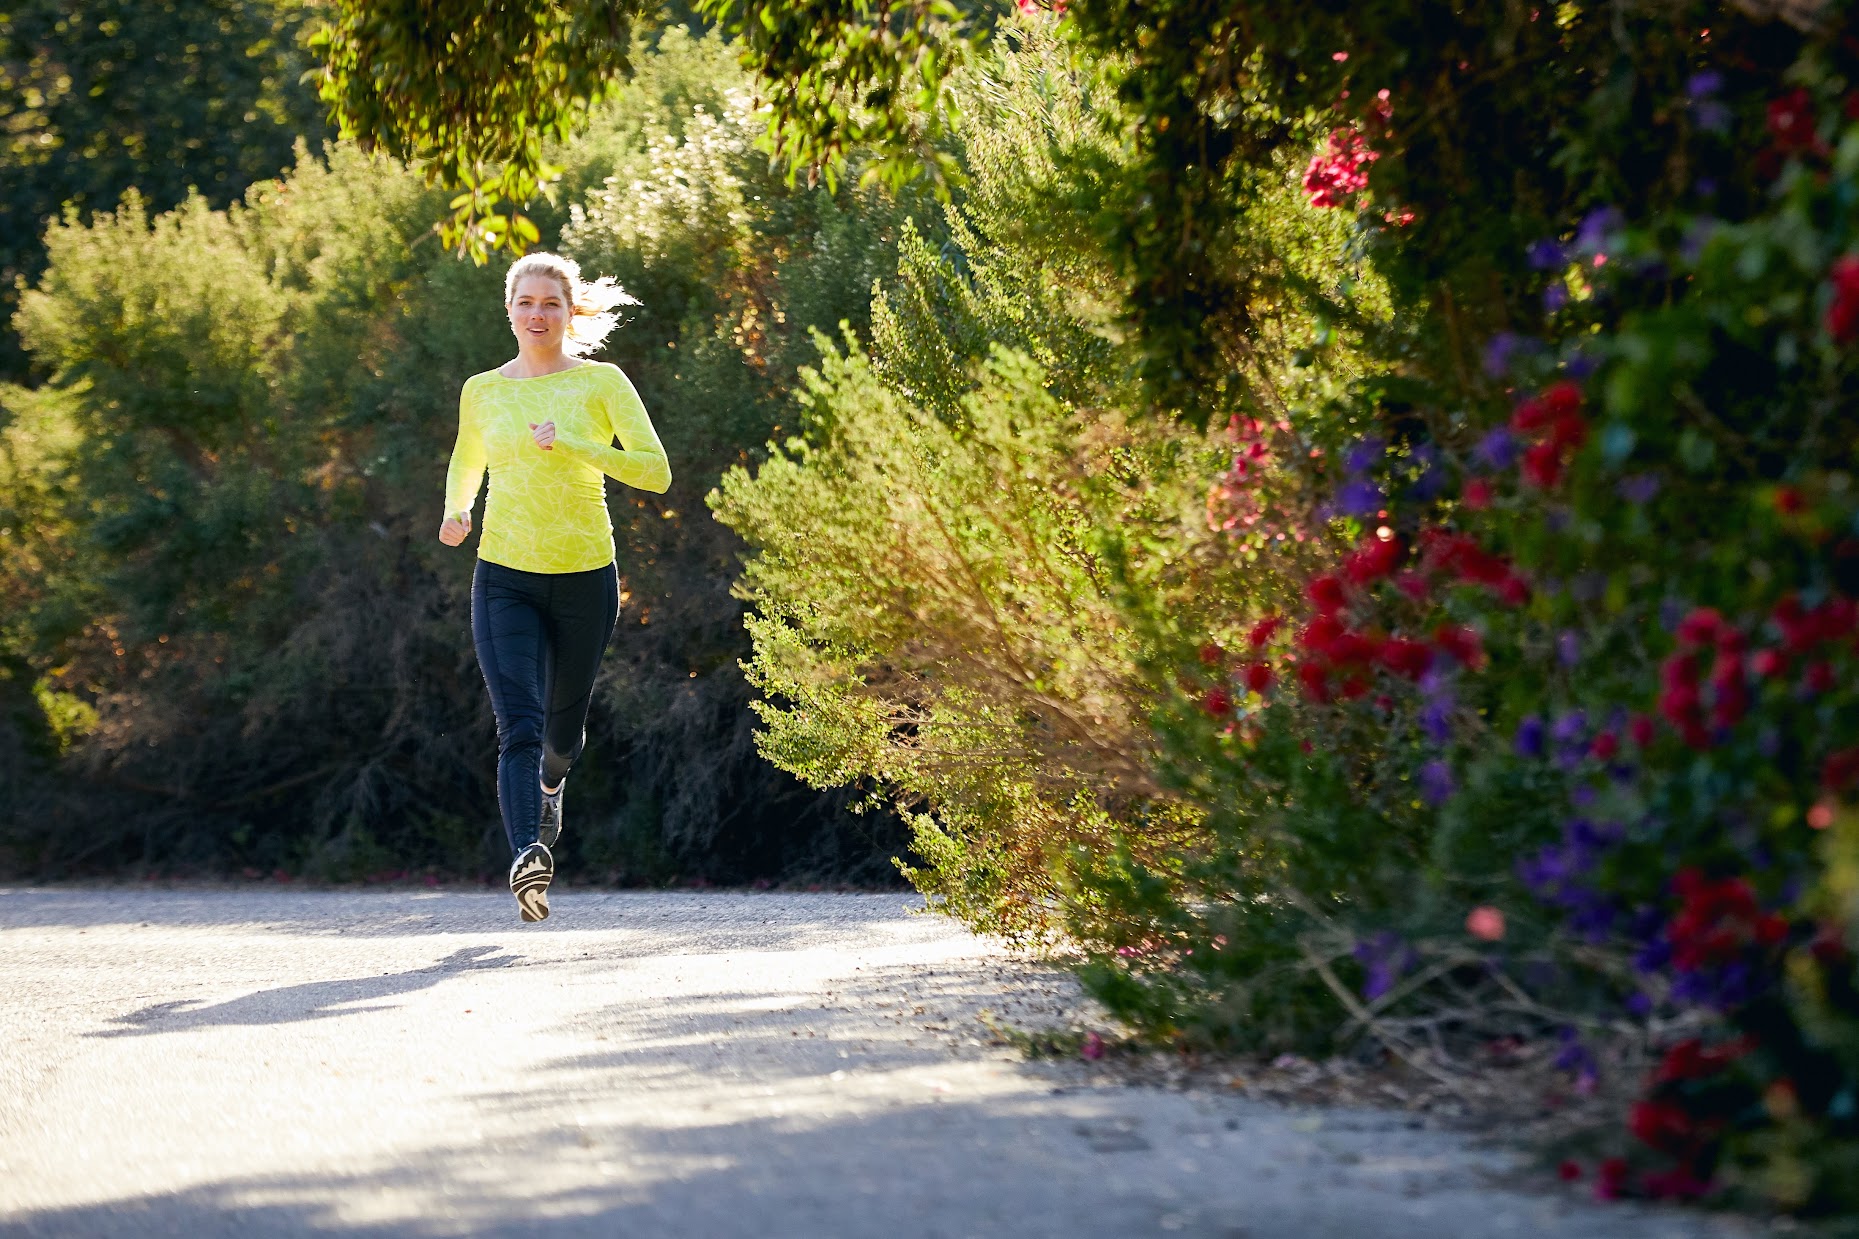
[1343, 436, 1387, 475]
[1556, 630, 1581, 667]
[1482, 331, 1539, 379]
[1543, 282, 1569, 313]
[1419, 760, 1456, 805]
[1680, 217, 1719, 264]
[1625, 992, 1653, 1018]
[1420, 700, 1453, 745]
[1334, 479, 1383, 516]
[1693, 100, 1731, 132]
[1551, 710, 1589, 768]
[1526, 238, 1567, 271]
[1686, 73, 1729, 131]
[1353, 931, 1417, 1001]
[1659, 597, 1688, 632]
[1473, 426, 1519, 472]
[1554, 1027, 1599, 1091]
[1617, 473, 1660, 504]
[1408, 443, 1445, 500]
[1514, 715, 1546, 758]
[1563, 352, 1600, 380]
[1576, 207, 1623, 255]
[1570, 783, 1597, 807]
[1635, 938, 1673, 973]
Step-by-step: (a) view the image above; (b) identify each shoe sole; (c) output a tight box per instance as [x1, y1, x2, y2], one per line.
[510, 843, 554, 923]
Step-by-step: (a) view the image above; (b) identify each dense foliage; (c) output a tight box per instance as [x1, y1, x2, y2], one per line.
[0, 0, 329, 378]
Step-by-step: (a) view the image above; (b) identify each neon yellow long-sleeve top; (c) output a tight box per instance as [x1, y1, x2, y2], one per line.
[444, 361, 671, 574]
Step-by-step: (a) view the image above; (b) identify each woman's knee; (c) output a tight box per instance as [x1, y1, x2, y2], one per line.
[496, 713, 546, 755]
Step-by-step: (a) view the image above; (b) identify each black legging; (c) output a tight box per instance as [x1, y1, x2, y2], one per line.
[471, 559, 620, 854]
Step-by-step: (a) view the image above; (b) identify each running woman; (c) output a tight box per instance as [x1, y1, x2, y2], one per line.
[439, 253, 670, 922]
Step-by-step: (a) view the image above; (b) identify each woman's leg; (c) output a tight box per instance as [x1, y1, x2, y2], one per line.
[470, 560, 550, 855]
[539, 562, 621, 790]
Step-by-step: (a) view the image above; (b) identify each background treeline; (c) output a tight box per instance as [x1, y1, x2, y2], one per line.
[0, 26, 913, 884]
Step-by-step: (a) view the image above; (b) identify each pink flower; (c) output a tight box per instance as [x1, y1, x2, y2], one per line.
[1466, 905, 1506, 941]
[1303, 129, 1378, 208]
[1080, 1032, 1106, 1060]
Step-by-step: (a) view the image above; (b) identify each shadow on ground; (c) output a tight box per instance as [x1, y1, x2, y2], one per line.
[0, 1089, 1715, 1239]
[90, 946, 520, 1036]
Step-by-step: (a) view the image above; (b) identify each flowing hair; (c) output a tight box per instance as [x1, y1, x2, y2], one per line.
[503, 252, 640, 357]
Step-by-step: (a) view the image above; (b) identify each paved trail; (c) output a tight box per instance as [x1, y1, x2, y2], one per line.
[0, 889, 1767, 1238]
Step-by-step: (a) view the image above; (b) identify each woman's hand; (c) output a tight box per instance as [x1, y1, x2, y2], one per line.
[439, 512, 472, 547]
[528, 421, 557, 451]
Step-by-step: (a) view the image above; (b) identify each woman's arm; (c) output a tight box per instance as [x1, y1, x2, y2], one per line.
[550, 365, 672, 495]
[443, 379, 488, 520]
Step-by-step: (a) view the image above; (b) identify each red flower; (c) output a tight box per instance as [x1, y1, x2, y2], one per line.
[1303, 128, 1379, 208]
[1432, 623, 1486, 669]
[1199, 642, 1226, 666]
[1822, 746, 1859, 791]
[1521, 440, 1565, 488]
[1675, 607, 1727, 648]
[1629, 1099, 1695, 1154]
[1301, 614, 1345, 655]
[1774, 485, 1808, 514]
[1590, 732, 1619, 761]
[1512, 383, 1586, 489]
[1496, 575, 1531, 607]
[1462, 478, 1493, 510]
[1750, 649, 1786, 678]
[1202, 686, 1233, 716]
[1243, 662, 1276, 694]
[1830, 256, 1859, 344]
[1344, 533, 1403, 584]
[1394, 571, 1431, 601]
[1641, 1168, 1714, 1201]
[1653, 1037, 1748, 1085]
[1768, 88, 1823, 154]
[1297, 661, 1332, 702]
[1378, 638, 1434, 679]
[1595, 1157, 1632, 1201]
[1557, 1160, 1583, 1183]
[1542, 381, 1582, 418]
[1308, 575, 1349, 615]
[1804, 661, 1837, 694]
[1248, 615, 1283, 648]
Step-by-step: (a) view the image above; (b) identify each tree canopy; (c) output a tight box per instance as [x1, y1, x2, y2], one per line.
[0, 0, 327, 377]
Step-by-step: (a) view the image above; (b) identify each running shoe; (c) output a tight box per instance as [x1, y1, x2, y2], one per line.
[539, 781, 565, 849]
[509, 842, 554, 923]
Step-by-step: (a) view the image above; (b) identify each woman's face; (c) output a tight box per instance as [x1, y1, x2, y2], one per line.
[508, 274, 570, 351]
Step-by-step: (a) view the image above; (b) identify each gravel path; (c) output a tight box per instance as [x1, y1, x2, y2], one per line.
[0, 888, 1769, 1238]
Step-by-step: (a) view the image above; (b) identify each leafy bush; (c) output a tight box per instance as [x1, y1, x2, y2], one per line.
[710, 3, 1859, 1216]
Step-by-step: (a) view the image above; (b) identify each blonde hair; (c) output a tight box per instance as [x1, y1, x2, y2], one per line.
[503, 251, 640, 357]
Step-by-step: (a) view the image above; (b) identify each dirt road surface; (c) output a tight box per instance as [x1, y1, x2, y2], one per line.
[0, 888, 1771, 1237]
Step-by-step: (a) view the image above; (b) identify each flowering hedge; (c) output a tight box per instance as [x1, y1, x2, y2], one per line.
[1064, 6, 1859, 1214]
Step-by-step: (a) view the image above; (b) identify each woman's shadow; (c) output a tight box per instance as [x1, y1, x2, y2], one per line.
[90, 945, 516, 1037]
